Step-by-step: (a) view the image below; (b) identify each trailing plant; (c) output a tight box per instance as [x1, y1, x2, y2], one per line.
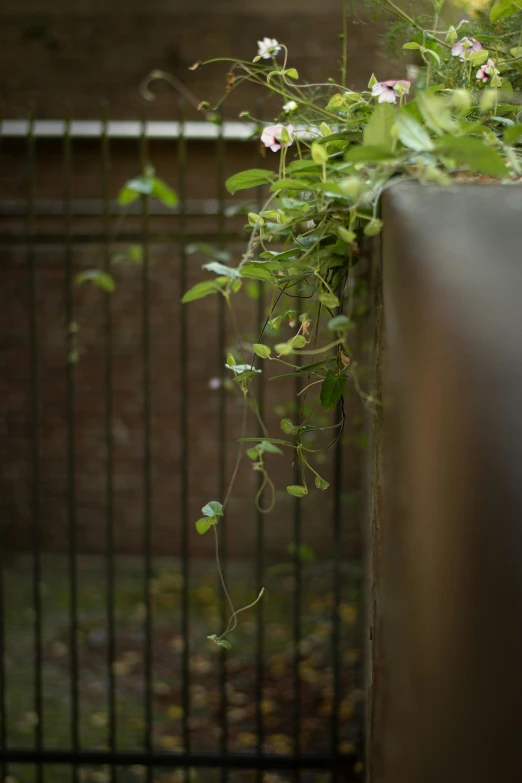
[82, 0, 522, 645]
[180, 0, 522, 645]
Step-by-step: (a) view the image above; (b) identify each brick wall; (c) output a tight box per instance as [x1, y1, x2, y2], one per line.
[0, 134, 369, 559]
[0, 0, 392, 118]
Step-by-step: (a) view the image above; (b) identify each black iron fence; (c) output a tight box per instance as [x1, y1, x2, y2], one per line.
[0, 106, 364, 783]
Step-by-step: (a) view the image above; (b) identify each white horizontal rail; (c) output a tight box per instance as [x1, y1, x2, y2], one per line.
[0, 120, 258, 140]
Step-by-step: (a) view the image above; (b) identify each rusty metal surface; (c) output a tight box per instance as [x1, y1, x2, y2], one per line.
[370, 181, 522, 783]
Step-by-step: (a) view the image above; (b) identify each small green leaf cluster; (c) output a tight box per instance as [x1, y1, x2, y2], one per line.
[195, 501, 224, 535]
[118, 166, 178, 208]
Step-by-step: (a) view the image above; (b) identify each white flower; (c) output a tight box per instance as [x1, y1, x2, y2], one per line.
[208, 377, 222, 390]
[283, 100, 298, 113]
[257, 38, 281, 60]
[260, 123, 295, 152]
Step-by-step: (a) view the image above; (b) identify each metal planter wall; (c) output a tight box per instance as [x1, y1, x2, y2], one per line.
[370, 182, 522, 783]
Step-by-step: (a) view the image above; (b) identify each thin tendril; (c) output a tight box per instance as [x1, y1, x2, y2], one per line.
[213, 524, 236, 627]
[218, 588, 266, 641]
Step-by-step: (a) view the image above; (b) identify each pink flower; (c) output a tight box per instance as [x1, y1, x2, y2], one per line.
[476, 58, 498, 82]
[371, 80, 411, 104]
[260, 124, 295, 152]
[208, 377, 222, 390]
[451, 37, 482, 60]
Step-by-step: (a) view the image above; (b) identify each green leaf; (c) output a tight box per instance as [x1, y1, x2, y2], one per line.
[504, 124, 522, 144]
[76, 269, 115, 293]
[202, 261, 241, 279]
[285, 68, 299, 79]
[247, 447, 260, 460]
[248, 212, 264, 227]
[469, 49, 489, 66]
[320, 371, 347, 412]
[338, 227, 356, 244]
[217, 639, 232, 650]
[270, 179, 314, 192]
[345, 145, 396, 163]
[128, 246, 144, 264]
[292, 335, 307, 349]
[319, 293, 340, 308]
[202, 501, 224, 518]
[490, 0, 522, 23]
[118, 175, 153, 205]
[403, 42, 422, 51]
[286, 485, 308, 497]
[327, 315, 352, 331]
[275, 342, 294, 355]
[225, 363, 262, 376]
[240, 264, 274, 282]
[363, 219, 383, 237]
[363, 104, 395, 151]
[112, 246, 143, 265]
[227, 352, 236, 367]
[151, 177, 178, 207]
[422, 48, 441, 66]
[257, 440, 283, 455]
[320, 122, 333, 137]
[186, 243, 231, 263]
[311, 142, 328, 164]
[239, 437, 294, 447]
[395, 111, 434, 152]
[436, 136, 509, 177]
[253, 343, 272, 359]
[417, 93, 457, 135]
[281, 419, 300, 435]
[225, 169, 277, 195]
[196, 518, 213, 535]
[315, 475, 330, 491]
[181, 278, 226, 303]
[288, 543, 316, 562]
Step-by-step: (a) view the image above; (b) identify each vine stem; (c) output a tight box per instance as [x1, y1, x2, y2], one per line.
[213, 525, 236, 628]
[375, 0, 451, 49]
[341, 0, 350, 88]
[218, 587, 266, 642]
[222, 388, 248, 512]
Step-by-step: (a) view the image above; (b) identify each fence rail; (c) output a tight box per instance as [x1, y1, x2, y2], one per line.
[0, 120, 257, 140]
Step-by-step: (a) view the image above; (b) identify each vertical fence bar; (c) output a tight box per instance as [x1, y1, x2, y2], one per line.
[0, 490, 6, 783]
[331, 414, 343, 781]
[216, 119, 229, 783]
[64, 106, 80, 783]
[139, 110, 153, 782]
[293, 363, 302, 781]
[27, 104, 44, 783]
[0, 105, 8, 783]
[255, 280, 265, 776]
[177, 99, 190, 783]
[255, 113, 265, 780]
[101, 103, 117, 782]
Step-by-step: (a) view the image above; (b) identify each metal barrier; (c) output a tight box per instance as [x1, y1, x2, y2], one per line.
[0, 107, 363, 782]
